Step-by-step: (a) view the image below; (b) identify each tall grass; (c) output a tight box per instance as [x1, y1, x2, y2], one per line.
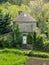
[0, 52, 28, 65]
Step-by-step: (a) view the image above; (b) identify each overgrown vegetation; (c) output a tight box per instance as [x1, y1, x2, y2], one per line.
[0, 9, 12, 34]
[0, 0, 49, 59]
[28, 51, 49, 58]
[0, 49, 49, 58]
[0, 51, 28, 65]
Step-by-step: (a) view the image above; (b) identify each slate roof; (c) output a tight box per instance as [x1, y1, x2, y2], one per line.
[14, 12, 36, 23]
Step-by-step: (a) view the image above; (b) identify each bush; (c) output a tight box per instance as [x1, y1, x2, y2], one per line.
[16, 45, 21, 49]
[12, 24, 22, 47]
[0, 24, 22, 49]
[0, 34, 13, 48]
[0, 49, 49, 58]
[33, 32, 36, 49]
[27, 33, 33, 44]
[28, 51, 49, 58]
[0, 10, 12, 34]
[4, 35, 12, 48]
[44, 40, 49, 52]
[33, 31, 49, 52]
[33, 33, 46, 51]
[36, 35, 44, 51]
[0, 36, 4, 48]
[0, 48, 29, 55]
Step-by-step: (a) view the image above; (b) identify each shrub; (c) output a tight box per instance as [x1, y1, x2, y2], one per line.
[0, 49, 49, 58]
[0, 10, 12, 34]
[27, 33, 33, 44]
[0, 48, 28, 55]
[0, 31, 22, 48]
[0, 35, 4, 48]
[33, 32, 36, 49]
[44, 40, 49, 52]
[0, 34, 13, 48]
[28, 51, 49, 58]
[16, 45, 21, 49]
[36, 35, 44, 51]
[33, 33, 46, 51]
[12, 24, 22, 47]
[3, 35, 12, 48]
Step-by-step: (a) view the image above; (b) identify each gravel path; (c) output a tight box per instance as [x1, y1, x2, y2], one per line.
[25, 57, 49, 65]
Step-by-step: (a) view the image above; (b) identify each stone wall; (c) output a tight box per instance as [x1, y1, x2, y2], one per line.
[16, 22, 37, 33]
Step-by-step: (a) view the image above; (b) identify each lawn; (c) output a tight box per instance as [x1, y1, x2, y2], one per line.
[0, 53, 28, 65]
[0, 48, 49, 58]
[0, 48, 49, 65]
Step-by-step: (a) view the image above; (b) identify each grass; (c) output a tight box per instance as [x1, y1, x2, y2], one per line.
[0, 48, 49, 58]
[0, 48, 49, 57]
[0, 49, 28, 65]
[0, 48, 30, 55]
[0, 48, 29, 65]
[0, 48, 49, 65]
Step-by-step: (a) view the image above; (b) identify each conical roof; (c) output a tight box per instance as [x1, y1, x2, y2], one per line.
[15, 12, 36, 23]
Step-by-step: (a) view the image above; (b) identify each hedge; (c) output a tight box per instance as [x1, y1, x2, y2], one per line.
[0, 49, 49, 58]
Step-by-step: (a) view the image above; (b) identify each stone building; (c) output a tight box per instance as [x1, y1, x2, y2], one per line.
[14, 11, 37, 49]
[14, 12, 37, 33]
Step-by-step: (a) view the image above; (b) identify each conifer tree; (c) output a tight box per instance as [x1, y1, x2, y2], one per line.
[0, 9, 11, 34]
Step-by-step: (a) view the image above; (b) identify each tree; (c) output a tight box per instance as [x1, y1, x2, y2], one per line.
[33, 32, 36, 49]
[30, 0, 49, 33]
[12, 24, 22, 47]
[3, 13, 12, 34]
[44, 0, 49, 2]
[15, 25, 22, 45]
[0, 9, 3, 34]
[0, 0, 7, 3]
[0, 9, 12, 34]
[8, 0, 30, 6]
[27, 33, 33, 44]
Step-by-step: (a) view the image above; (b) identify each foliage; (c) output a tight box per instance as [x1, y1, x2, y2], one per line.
[0, 0, 30, 5]
[15, 25, 22, 45]
[0, 34, 13, 48]
[28, 51, 49, 58]
[44, 40, 49, 52]
[33, 31, 46, 51]
[33, 31, 49, 52]
[27, 33, 33, 44]
[30, 0, 49, 51]
[0, 52, 28, 65]
[7, 0, 30, 6]
[0, 9, 12, 34]
[12, 24, 22, 47]
[0, 2, 30, 19]
[0, 31, 22, 48]
[0, 25, 22, 48]
[35, 34, 44, 51]
[30, 0, 49, 35]
[0, 48, 30, 55]
[0, 0, 49, 53]
[0, 49, 49, 58]
[0, 0, 7, 3]
[33, 32, 36, 49]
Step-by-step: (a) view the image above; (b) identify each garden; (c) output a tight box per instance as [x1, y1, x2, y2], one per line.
[0, 0, 49, 65]
[0, 49, 28, 65]
[0, 49, 49, 65]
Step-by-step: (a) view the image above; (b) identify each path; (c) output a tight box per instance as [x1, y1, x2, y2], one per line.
[25, 57, 49, 65]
